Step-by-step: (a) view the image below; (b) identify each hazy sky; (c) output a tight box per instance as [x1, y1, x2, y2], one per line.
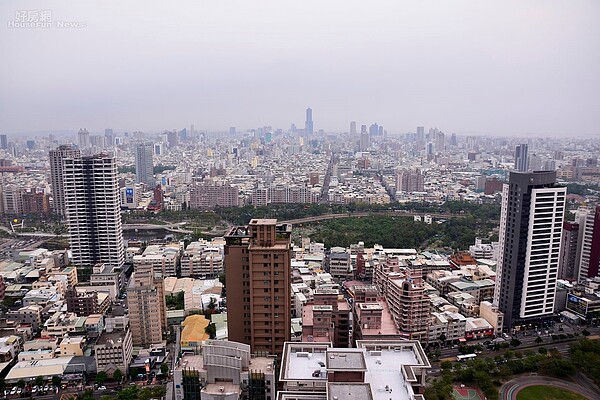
[1, 0, 599, 137]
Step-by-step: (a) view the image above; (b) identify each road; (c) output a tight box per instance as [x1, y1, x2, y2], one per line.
[122, 222, 193, 234]
[281, 210, 468, 225]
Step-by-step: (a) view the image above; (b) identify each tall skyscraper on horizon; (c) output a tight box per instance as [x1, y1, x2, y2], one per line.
[63, 153, 124, 269]
[104, 128, 114, 147]
[135, 142, 155, 187]
[350, 121, 357, 135]
[225, 219, 292, 357]
[0, 134, 7, 150]
[305, 107, 314, 135]
[494, 171, 566, 329]
[515, 144, 529, 172]
[49, 145, 81, 217]
[78, 128, 90, 151]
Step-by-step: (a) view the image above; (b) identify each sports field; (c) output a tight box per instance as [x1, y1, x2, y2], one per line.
[452, 386, 485, 400]
[516, 385, 589, 400]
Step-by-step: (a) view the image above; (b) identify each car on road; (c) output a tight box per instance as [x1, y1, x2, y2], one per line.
[98, 385, 107, 391]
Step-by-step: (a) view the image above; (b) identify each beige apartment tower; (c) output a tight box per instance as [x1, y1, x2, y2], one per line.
[225, 219, 292, 357]
[49, 145, 81, 217]
[126, 270, 167, 346]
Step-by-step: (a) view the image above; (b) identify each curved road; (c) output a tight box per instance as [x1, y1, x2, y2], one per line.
[500, 374, 600, 400]
[280, 211, 470, 225]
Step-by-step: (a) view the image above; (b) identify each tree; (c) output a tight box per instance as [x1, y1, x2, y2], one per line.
[538, 347, 548, 355]
[438, 333, 447, 344]
[160, 363, 169, 375]
[205, 322, 217, 339]
[440, 360, 453, 371]
[218, 272, 226, 286]
[35, 376, 44, 387]
[117, 386, 139, 400]
[113, 369, 123, 383]
[582, 329, 591, 337]
[207, 297, 217, 311]
[0, 379, 6, 392]
[16, 380, 26, 389]
[52, 376, 61, 388]
[80, 389, 95, 400]
[535, 336, 543, 344]
[95, 371, 107, 384]
[510, 338, 522, 348]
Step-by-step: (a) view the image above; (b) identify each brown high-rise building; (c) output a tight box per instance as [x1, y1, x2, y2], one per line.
[225, 219, 292, 357]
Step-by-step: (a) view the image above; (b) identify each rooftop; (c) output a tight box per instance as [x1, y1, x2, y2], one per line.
[181, 314, 210, 343]
[326, 350, 366, 371]
[328, 383, 373, 400]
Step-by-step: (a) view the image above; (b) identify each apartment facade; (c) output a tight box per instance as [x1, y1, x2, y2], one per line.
[63, 154, 124, 268]
[49, 145, 81, 216]
[225, 219, 292, 357]
[494, 171, 566, 329]
[126, 271, 167, 346]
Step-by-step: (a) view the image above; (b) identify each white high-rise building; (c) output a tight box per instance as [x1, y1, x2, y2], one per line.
[49, 145, 81, 217]
[494, 171, 565, 329]
[576, 206, 600, 282]
[63, 153, 124, 268]
[77, 128, 90, 151]
[135, 142, 155, 187]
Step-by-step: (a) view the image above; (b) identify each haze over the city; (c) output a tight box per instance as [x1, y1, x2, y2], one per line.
[1, 0, 599, 137]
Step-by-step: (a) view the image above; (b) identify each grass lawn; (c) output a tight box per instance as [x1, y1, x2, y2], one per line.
[516, 385, 589, 400]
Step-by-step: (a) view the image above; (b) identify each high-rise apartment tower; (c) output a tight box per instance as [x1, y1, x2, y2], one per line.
[63, 153, 124, 268]
[494, 171, 565, 329]
[224, 219, 292, 357]
[135, 142, 155, 187]
[49, 145, 81, 217]
[514, 144, 529, 172]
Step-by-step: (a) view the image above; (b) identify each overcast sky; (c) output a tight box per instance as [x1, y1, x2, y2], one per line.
[1, 0, 599, 137]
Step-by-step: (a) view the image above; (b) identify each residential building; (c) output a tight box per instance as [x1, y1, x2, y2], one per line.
[301, 288, 350, 348]
[49, 145, 80, 216]
[225, 219, 292, 357]
[63, 153, 124, 268]
[173, 340, 276, 400]
[133, 243, 181, 278]
[576, 206, 600, 282]
[278, 340, 430, 400]
[127, 271, 167, 346]
[559, 221, 580, 281]
[493, 171, 566, 329]
[180, 239, 224, 278]
[514, 143, 529, 172]
[95, 324, 133, 374]
[134, 141, 155, 187]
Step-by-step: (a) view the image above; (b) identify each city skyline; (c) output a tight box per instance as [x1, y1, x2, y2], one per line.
[1, 1, 599, 137]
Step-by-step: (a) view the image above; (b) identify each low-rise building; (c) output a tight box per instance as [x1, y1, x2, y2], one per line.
[133, 243, 181, 278]
[279, 340, 430, 400]
[173, 340, 276, 400]
[94, 325, 133, 374]
[180, 239, 224, 278]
